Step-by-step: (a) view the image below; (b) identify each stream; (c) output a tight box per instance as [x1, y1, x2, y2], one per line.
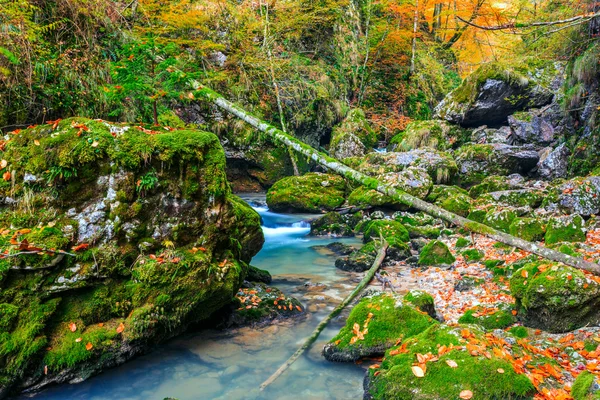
[22, 194, 366, 400]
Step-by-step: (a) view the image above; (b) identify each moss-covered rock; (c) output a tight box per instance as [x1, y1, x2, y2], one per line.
[418, 240, 456, 266]
[477, 189, 544, 209]
[365, 324, 536, 399]
[309, 212, 355, 237]
[427, 185, 472, 217]
[403, 290, 436, 319]
[509, 218, 546, 242]
[362, 220, 410, 244]
[434, 61, 555, 127]
[322, 293, 437, 362]
[246, 265, 272, 284]
[266, 172, 348, 213]
[468, 175, 519, 198]
[571, 370, 600, 400]
[330, 109, 377, 159]
[378, 167, 433, 200]
[484, 209, 518, 233]
[388, 120, 464, 152]
[461, 248, 484, 263]
[544, 214, 587, 245]
[458, 304, 516, 330]
[347, 186, 403, 210]
[510, 263, 600, 333]
[0, 118, 264, 394]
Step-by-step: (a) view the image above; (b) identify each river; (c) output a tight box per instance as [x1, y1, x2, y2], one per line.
[20, 194, 366, 400]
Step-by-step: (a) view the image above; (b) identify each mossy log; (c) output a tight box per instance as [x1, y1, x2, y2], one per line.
[193, 85, 600, 276]
[259, 241, 389, 390]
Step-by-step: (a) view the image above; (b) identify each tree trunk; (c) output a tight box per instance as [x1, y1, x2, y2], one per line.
[259, 241, 389, 390]
[193, 85, 600, 276]
[410, 0, 419, 74]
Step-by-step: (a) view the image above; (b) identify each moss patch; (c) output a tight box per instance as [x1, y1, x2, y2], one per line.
[418, 240, 455, 266]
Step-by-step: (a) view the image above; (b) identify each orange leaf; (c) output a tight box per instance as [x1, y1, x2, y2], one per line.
[69, 322, 77, 332]
[446, 359, 458, 368]
[370, 364, 381, 369]
[85, 342, 93, 351]
[0, 160, 7, 169]
[75, 337, 82, 343]
[72, 243, 90, 252]
[3, 171, 10, 181]
[116, 323, 125, 334]
[521, 269, 528, 278]
[460, 390, 473, 399]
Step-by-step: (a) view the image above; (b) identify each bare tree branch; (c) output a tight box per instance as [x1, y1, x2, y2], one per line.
[457, 10, 600, 32]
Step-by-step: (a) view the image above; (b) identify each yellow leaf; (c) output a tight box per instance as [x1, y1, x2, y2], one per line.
[460, 390, 473, 399]
[411, 365, 425, 377]
[446, 359, 458, 368]
[34, 139, 40, 146]
[0, 160, 7, 169]
[497, 368, 505, 374]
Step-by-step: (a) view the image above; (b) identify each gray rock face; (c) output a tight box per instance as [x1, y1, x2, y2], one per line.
[507, 108, 566, 146]
[472, 125, 512, 144]
[330, 131, 367, 159]
[537, 143, 570, 180]
[558, 176, 600, 216]
[378, 167, 433, 200]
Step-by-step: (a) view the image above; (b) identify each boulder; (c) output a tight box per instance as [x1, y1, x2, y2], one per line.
[309, 212, 356, 237]
[347, 186, 403, 210]
[508, 111, 557, 146]
[471, 125, 512, 144]
[455, 143, 539, 186]
[427, 185, 472, 217]
[377, 167, 433, 200]
[545, 214, 587, 245]
[537, 143, 570, 180]
[330, 109, 377, 159]
[418, 240, 455, 266]
[508, 218, 546, 242]
[434, 62, 556, 127]
[510, 263, 600, 332]
[403, 290, 437, 319]
[322, 293, 436, 362]
[388, 120, 466, 152]
[468, 174, 525, 198]
[345, 149, 458, 184]
[457, 304, 516, 330]
[266, 172, 348, 213]
[557, 176, 600, 216]
[0, 118, 264, 394]
[364, 324, 536, 399]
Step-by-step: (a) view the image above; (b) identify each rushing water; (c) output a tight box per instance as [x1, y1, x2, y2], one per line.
[22, 194, 366, 400]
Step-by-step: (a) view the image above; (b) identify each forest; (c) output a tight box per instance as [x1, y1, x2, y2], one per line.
[1, 0, 600, 399]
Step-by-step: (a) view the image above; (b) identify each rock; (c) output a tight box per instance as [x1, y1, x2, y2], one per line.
[461, 248, 484, 263]
[224, 283, 303, 327]
[388, 120, 465, 152]
[426, 185, 472, 217]
[0, 118, 264, 394]
[364, 324, 536, 399]
[509, 218, 546, 242]
[455, 143, 540, 186]
[435, 62, 556, 127]
[537, 143, 570, 180]
[266, 172, 348, 213]
[403, 290, 437, 319]
[545, 214, 587, 245]
[418, 240, 455, 266]
[361, 220, 410, 244]
[511, 263, 600, 333]
[468, 175, 525, 198]
[326, 242, 355, 256]
[557, 176, 600, 216]
[484, 208, 519, 233]
[457, 304, 516, 329]
[330, 109, 377, 159]
[246, 265, 272, 284]
[378, 167, 433, 200]
[476, 189, 545, 208]
[508, 111, 557, 146]
[347, 186, 403, 210]
[472, 125, 512, 144]
[322, 293, 436, 362]
[454, 275, 484, 292]
[310, 212, 356, 237]
[335, 243, 377, 272]
[345, 149, 457, 184]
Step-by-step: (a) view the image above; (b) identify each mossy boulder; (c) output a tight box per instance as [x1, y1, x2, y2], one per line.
[365, 324, 536, 399]
[483, 209, 518, 233]
[388, 120, 464, 152]
[545, 214, 587, 245]
[336, 239, 411, 272]
[403, 290, 436, 319]
[455, 144, 539, 186]
[557, 176, 600, 217]
[378, 167, 433, 200]
[457, 304, 516, 330]
[362, 220, 410, 244]
[309, 212, 355, 237]
[510, 263, 600, 333]
[0, 118, 264, 394]
[266, 172, 348, 213]
[246, 265, 272, 284]
[509, 218, 546, 242]
[330, 108, 377, 159]
[345, 149, 458, 184]
[461, 248, 484, 263]
[434, 61, 555, 127]
[322, 293, 437, 362]
[427, 185, 472, 217]
[418, 240, 455, 266]
[477, 189, 544, 209]
[347, 186, 404, 210]
[468, 175, 523, 198]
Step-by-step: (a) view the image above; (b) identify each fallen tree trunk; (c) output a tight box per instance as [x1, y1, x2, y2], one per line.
[193, 85, 600, 275]
[259, 241, 389, 391]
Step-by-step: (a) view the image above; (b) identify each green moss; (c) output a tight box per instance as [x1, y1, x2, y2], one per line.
[545, 214, 587, 245]
[0, 303, 19, 331]
[418, 240, 455, 266]
[363, 220, 410, 243]
[455, 237, 471, 248]
[509, 218, 546, 242]
[266, 172, 347, 213]
[390, 120, 456, 151]
[406, 225, 441, 239]
[468, 176, 513, 198]
[572, 371, 596, 400]
[328, 293, 436, 352]
[467, 209, 487, 223]
[509, 326, 529, 339]
[461, 248, 484, 262]
[347, 186, 401, 210]
[484, 209, 518, 233]
[458, 305, 516, 330]
[484, 259, 508, 276]
[369, 324, 536, 400]
[403, 290, 434, 313]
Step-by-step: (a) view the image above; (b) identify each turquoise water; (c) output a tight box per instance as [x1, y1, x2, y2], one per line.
[21, 195, 366, 400]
